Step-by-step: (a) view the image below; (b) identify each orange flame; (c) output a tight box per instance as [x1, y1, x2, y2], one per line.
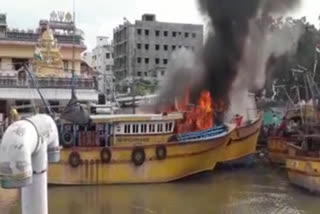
[175, 89, 216, 133]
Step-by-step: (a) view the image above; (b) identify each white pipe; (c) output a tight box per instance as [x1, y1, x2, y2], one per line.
[0, 114, 60, 214]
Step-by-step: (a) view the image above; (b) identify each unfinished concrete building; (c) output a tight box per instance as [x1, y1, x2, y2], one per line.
[113, 14, 203, 91]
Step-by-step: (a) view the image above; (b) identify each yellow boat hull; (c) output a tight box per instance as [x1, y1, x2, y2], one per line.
[267, 137, 288, 164]
[219, 116, 262, 165]
[286, 155, 320, 193]
[48, 126, 234, 185]
[0, 188, 18, 212]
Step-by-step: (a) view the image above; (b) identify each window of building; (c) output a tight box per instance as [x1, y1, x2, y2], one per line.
[106, 53, 110, 59]
[192, 33, 197, 38]
[178, 32, 182, 35]
[178, 45, 182, 49]
[172, 45, 176, 51]
[63, 60, 69, 72]
[155, 58, 160, 64]
[145, 44, 149, 50]
[172, 31, 177, 37]
[164, 31, 168, 37]
[145, 29, 149, 36]
[185, 32, 189, 38]
[145, 58, 149, 64]
[157, 124, 163, 132]
[163, 59, 168, 65]
[161, 70, 165, 76]
[137, 57, 142, 63]
[137, 29, 142, 35]
[144, 72, 148, 77]
[137, 71, 142, 76]
[137, 43, 142, 49]
[106, 65, 111, 71]
[155, 44, 160, 51]
[164, 45, 168, 51]
[155, 30, 160, 36]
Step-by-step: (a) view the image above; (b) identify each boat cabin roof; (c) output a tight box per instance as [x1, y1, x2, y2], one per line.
[89, 112, 183, 123]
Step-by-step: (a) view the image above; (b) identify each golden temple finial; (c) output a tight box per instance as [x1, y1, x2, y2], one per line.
[34, 26, 64, 77]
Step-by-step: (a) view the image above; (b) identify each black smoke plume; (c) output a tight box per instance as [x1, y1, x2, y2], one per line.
[196, 0, 301, 105]
[154, 0, 301, 114]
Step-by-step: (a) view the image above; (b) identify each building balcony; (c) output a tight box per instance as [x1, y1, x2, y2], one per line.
[0, 31, 84, 45]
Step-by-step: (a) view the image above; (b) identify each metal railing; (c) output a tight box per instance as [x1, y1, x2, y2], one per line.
[0, 31, 83, 45]
[0, 76, 98, 89]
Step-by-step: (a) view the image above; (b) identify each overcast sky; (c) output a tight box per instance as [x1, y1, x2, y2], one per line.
[1, 0, 319, 50]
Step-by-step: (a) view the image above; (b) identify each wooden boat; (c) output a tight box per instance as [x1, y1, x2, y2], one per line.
[267, 106, 307, 164]
[286, 135, 320, 193]
[219, 113, 263, 166]
[267, 136, 289, 164]
[48, 113, 235, 184]
[267, 106, 313, 164]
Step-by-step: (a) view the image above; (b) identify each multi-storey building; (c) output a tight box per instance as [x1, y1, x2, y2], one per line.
[0, 12, 99, 119]
[91, 36, 114, 96]
[113, 14, 203, 91]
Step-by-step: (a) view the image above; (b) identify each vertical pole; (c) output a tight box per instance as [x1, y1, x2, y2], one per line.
[296, 86, 304, 124]
[303, 74, 309, 133]
[313, 48, 318, 79]
[132, 49, 136, 114]
[22, 144, 48, 214]
[22, 173, 47, 214]
[71, 0, 76, 96]
[282, 86, 294, 107]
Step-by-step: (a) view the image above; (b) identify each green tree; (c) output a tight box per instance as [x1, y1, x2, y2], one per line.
[267, 17, 320, 101]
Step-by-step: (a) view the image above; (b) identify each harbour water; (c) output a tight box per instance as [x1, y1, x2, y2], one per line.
[5, 164, 320, 214]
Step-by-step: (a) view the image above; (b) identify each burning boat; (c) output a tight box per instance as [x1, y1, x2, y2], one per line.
[48, 90, 236, 184]
[219, 93, 263, 166]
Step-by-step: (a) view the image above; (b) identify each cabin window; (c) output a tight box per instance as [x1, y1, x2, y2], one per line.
[140, 124, 147, 133]
[132, 124, 139, 133]
[165, 123, 173, 132]
[124, 124, 131, 134]
[149, 124, 155, 133]
[116, 125, 121, 133]
[157, 124, 163, 132]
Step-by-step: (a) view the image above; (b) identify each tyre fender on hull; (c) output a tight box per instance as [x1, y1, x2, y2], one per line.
[131, 147, 145, 166]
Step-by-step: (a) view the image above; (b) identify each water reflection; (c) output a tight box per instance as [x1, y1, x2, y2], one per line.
[9, 166, 320, 214]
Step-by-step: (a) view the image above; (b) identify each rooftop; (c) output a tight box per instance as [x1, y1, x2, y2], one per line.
[0, 13, 85, 46]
